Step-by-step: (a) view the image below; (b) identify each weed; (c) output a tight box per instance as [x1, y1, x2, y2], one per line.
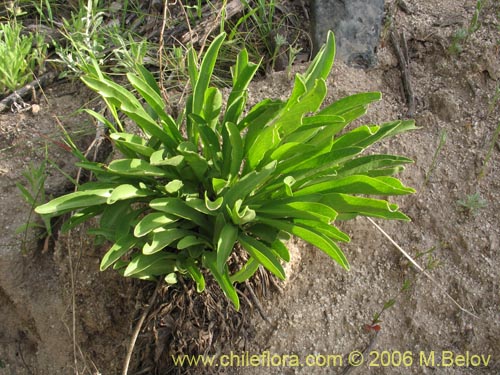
[457, 192, 487, 215]
[0, 20, 48, 95]
[424, 129, 447, 186]
[449, 0, 483, 54]
[16, 148, 53, 252]
[478, 122, 500, 179]
[35, 32, 416, 309]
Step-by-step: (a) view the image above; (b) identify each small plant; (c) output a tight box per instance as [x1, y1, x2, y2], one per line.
[16, 150, 53, 251]
[36, 32, 416, 309]
[457, 192, 487, 215]
[449, 0, 483, 54]
[424, 129, 447, 186]
[0, 20, 47, 95]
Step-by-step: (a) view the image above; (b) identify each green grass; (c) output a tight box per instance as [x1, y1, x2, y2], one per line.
[0, 20, 47, 95]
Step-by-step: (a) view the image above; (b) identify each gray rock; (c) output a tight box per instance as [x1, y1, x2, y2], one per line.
[310, 0, 385, 68]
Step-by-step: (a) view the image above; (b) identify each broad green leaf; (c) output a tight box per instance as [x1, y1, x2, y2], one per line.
[143, 228, 193, 254]
[293, 219, 350, 242]
[107, 184, 154, 204]
[239, 233, 286, 280]
[61, 207, 102, 232]
[192, 33, 226, 116]
[335, 154, 414, 177]
[177, 235, 209, 250]
[127, 73, 181, 142]
[303, 30, 335, 90]
[205, 192, 223, 211]
[230, 257, 260, 283]
[295, 175, 415, 196]
[223, 161, 277, 207]
[271, 239, 290, 262]
[245, 126, 280, 171]
[320, 193, 411, 220]
[180, 258, 205, 292]
[100, 235, 138, 271]
[203, 251, 240, 310]
[150, 197, 209, 229]
[257, 217, 349, 270]
[177, 142, 209, 181]
[216, 223, 238, 273]
[35, 188, 112, 215]
[256, 201, 338, 223]
[202, 87, 222, 129]
[165, 180, 183, 194]
[222, 121, 243, 179]
[82, 76, 177, 149]
[109, 132, 155, 157]
[224, 49, 260, 124]
[318, 92, 381, 116]
[124, 252, 177, 277]
[134, 212, 179, 237]
[227, 199, 256, 225]
[106, 159, 175, 178]
[275, 78, 328, 136]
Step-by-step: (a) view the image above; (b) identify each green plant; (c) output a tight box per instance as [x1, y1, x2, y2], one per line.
[449, 0, 483, 54]
[478, 121, 500, 179]
[16, 149, 53, 251]
[0, 20, 47, 95]
[35, 32, 416, 309]
[424, 129, 447, 186]
[457, 192, 487, 215]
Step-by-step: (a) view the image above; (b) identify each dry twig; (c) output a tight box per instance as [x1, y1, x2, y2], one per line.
[390, 30, 415, 117]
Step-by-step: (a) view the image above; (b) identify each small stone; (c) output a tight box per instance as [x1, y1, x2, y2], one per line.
[31, 104, 41, 115]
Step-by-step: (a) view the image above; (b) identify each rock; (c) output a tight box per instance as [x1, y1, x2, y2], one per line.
[310, 0, 385, 68]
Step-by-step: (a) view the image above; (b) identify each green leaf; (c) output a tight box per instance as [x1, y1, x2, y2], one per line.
[192, 33, 226, 116]
[107, 184, 154, 204]
[124, 252, 177, 277]
[245, 126, 280, 171]
[303, 30, 335, 90]
[35, 188, 113, 215]
[202, 87, 222, 130]
[335, 154, 414, 177]
[126, 72, 181, 142]
[180, 258, 205, 292]
[177, 235, 209, 249]
[165, 179, 183, 194]
[100, 235, 138, 271]
[224, 161, 277, 207]
[321, 193, 411, 220]
[318, 92, 381, 117]
[295, 175, 415, 196]
[109, 132, 155, 157]
[257, 217, 349, 270]
[143, 228, 193, 254]
[203, 251, 240, 310]
[106, 159, 174, 178]
[217, 223, 239, 273]
[222, 121, 243, 179]
[271, 239, 290, 262]
[134, 212, 179, 237]
[256, 200, 338, 223]
[230, 257, 260, 283]
[150, 197, 209, 229]
[82, 76, 177, 150]
[239, 233, 286, 280]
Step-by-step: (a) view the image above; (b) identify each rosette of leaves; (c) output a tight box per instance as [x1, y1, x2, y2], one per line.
[36, 32, 416, 310]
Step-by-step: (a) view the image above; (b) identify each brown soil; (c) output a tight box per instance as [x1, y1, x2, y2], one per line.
[0, 0, 499, 374]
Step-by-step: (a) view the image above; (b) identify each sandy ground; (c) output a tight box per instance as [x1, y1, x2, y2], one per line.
[0, 0, 498, 374]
